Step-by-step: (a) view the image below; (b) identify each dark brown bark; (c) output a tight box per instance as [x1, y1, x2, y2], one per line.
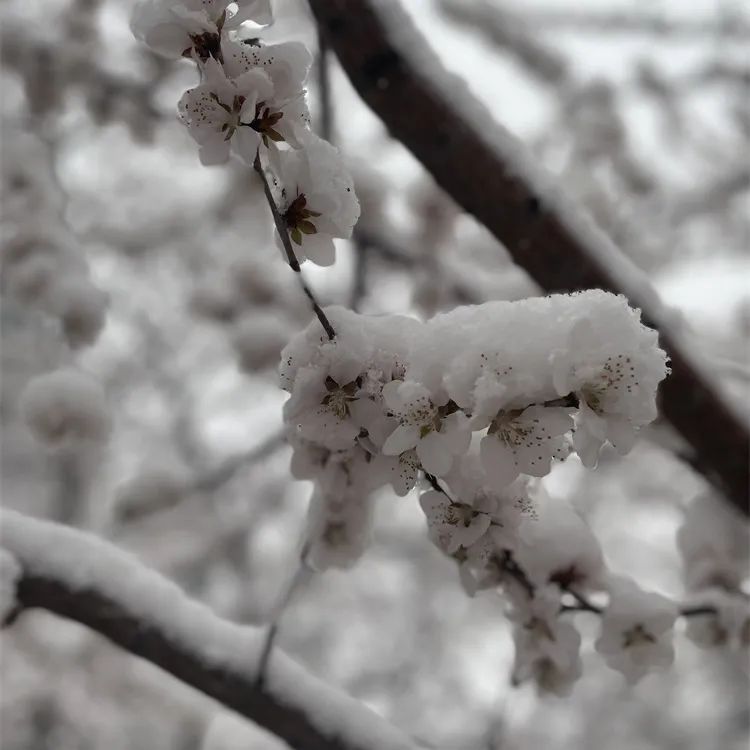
[309, 0, 749, 515]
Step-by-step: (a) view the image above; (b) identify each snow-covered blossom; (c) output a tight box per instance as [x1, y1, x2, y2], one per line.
[21, 368, 111, 448]
[551, 317, 668, 467]
[510, 586, 582, 697]
[0, 548, 21, 622]
[306, 489, 375, 571]
[272, 136, 360, 266]
[381, 380, 470, 476]
[131, 0, 272, 61]
[178, 59, 273, 165]
[595, 577, 678, 684]
[478, 405, 572, 487]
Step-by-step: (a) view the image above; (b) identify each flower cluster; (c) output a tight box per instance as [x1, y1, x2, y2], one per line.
[281, 290, 668, 523]
[131, 0, 360, 266]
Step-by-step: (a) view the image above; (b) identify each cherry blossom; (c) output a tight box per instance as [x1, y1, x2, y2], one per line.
[131, 0, 272, 61]
[381, 380, 470, 476]
[272, 135, 360, 266]
[306, 489, 375, 571]
[478, 404, 573, 487]
[595, 577, 678, 684]
[684, 589, 750, 651]
[509, 586, 583, 697]
[419, 489, 493, 554]
[177, 59, 273, 165]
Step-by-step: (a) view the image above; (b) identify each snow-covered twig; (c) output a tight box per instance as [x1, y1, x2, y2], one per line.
[309, 0, 750, 515]
[0, 510, 420, 750]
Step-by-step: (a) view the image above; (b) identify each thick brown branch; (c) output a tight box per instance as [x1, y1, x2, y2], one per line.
[1, 511, 418, 750]
[310, 0, 749, 515]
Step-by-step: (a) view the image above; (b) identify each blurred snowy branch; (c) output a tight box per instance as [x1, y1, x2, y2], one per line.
[1, 510, 420, 750]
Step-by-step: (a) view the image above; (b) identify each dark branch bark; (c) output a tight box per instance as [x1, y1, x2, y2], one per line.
[2, 512, 418, 750]
[309, 0, 749, 515]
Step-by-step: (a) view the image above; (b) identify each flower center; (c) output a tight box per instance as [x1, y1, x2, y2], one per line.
[283, 193, 322, 246]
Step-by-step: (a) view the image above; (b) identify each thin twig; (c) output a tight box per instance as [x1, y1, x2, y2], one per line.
[253, 152, 336, 340]
[255, 542, 313, 687]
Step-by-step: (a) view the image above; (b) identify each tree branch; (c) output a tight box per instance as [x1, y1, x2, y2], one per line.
[0, 510, 419, 750]
[309, 0, 749, 515]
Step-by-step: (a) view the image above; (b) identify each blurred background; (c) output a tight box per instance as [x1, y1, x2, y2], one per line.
[1, 0, 748, 748]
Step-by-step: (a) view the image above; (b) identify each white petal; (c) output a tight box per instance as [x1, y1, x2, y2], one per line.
[301, 233, 336, 267]
[382, 424, 419, 455]
[480, 435, 519, 487]
[417, 432, 453, 476]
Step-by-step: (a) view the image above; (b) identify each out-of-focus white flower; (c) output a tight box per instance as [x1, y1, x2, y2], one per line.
[677, 492, 750, 592]
[50, 277, 108, 349]
[510, 586, 582, 697]
[684, 589, 750, 651]
[381, 380, 470, 476]
[595, 576, 678, 684]
[515, 491, 605, 592]
[131, 0, 272, 61]
[478, 405, 572, 487]
[178, 59, 273, 165]
[21, 368, 111, 448]
[272, 135, 360, 266]
[306, 488, 374, 571]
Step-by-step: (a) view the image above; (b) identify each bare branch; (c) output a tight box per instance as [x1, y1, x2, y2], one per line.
[309, 0, 750, 515]
[0, 510, 419, 750]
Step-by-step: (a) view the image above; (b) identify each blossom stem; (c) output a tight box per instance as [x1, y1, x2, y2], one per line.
[252, 152, 336, 340]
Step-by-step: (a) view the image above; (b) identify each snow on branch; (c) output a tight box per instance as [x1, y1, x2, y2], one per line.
[0, 510, 419, 750]
[308, 0, 749, 515]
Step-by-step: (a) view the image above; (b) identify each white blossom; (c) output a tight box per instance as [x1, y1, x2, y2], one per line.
[684, 589, 750, 651]
[515, 491, 605, 592]
[221, 41, 312, 147]
[272, 135, 360, 266]
[131, 0, 272, 61]
[510, 586, 583, 697]
[478, 404, 572, 487]
[178, 59, 274, 165]
[551, 318, 668, 467]
[677, 492, 750, 592]
[419, 489, 493, 554]
[306, 489, 375, 571]
[21, 369, 111, 448]
[381, 380, 470, 476]
[595, 577, 678, 684]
